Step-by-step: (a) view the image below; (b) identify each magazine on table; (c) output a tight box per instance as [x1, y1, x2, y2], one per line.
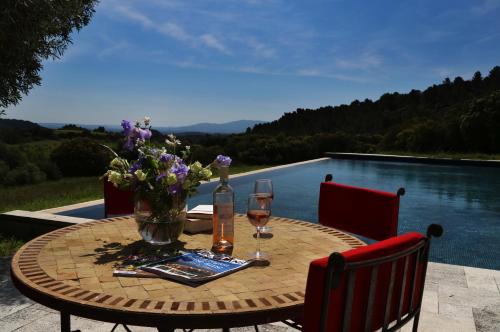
[140, 249, 251, 286]
[113, 251, 178, 278]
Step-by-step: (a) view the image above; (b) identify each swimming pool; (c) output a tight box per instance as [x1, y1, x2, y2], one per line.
[188, 158, 500, 270]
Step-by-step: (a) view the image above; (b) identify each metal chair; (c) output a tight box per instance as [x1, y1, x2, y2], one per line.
[302, 224, 443, 332]
[319, 174, 405, 241]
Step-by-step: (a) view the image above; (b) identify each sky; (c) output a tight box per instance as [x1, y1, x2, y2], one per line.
[7, 0, 500, 126]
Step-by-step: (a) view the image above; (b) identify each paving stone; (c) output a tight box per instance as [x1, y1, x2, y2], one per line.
[0, 303, 56, 331]
[466, 273, 499, 293]
[0, 278, 34, 320]
[400, 311, 476, 332]
[427, 262, 467, 288]
[421, 290, 438, 314]
[473, 304, 500, 332]
[439, 302, 474, 319]
[439, 284, 500, 308]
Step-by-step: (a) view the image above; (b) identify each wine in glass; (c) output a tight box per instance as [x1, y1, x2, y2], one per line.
[247, 194, 271, 264]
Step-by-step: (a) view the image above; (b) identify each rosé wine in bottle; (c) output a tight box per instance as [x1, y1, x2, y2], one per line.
[212, 166, 234, 254]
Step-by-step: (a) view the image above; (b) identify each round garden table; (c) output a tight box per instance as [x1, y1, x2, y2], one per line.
[11, 215, 364, 331]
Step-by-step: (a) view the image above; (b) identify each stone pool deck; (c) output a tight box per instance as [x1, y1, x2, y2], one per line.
[1, 258, 498, 331]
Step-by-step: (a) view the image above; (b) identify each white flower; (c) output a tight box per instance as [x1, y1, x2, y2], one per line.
[201, 168, 212, 179]
[167, 173, 177, 185]
[135, 170, 147, 181]
[190, 161, 202, 172]
[144, 116, 151, 126]
[108, 171, 122, 186]
[110, 158, 123, 169]
[165, 133, 181, 146]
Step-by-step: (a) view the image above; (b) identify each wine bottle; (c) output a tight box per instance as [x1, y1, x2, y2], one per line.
[212, 165, 234, 254]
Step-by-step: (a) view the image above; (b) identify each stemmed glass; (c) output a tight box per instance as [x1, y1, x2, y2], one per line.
[253, 179, 273, 237]
[247, 194, 271, 264]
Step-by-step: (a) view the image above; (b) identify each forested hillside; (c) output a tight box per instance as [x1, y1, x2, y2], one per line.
[252, 66, 500, 153]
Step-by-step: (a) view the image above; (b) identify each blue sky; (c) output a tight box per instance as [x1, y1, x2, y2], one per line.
[8, 0, 500, 126]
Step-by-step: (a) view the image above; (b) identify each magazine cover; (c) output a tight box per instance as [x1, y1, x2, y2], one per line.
[113, 251, 179, 278]
[140, 249, 251, 286]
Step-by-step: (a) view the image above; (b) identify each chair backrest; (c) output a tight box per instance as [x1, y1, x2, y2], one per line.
[103, 179, 135, 218]
[318, 175, 404, 241]
[303, 224, 442, 332]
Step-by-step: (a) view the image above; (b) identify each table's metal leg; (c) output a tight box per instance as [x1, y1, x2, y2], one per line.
[61, 312, 70, 332]
[157, 327, 175, 332]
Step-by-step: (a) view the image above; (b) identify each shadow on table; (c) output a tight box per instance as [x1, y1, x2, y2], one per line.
[82, 240, 188, 266]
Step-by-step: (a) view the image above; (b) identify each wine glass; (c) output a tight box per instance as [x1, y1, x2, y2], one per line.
[247, 194, 271, 264]
[253, 179, 273, 237]
[254, 179, 274, 202]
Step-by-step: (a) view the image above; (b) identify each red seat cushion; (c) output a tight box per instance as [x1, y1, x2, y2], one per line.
[319, 182, 400, 241]
[303, 232, 426, 332]
[103, 179, 134, 217]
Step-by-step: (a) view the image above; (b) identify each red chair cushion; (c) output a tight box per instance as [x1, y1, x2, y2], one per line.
[303, 232, 426, 332]
[103, 179, 134, 217]
[318, 182, 400, 241]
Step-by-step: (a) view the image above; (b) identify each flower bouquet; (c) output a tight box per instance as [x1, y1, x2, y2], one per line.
[103, 117, 216, 245]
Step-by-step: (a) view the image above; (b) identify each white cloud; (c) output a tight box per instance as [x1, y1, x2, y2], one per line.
[200, 34, 230, 54]
[98, 40, 130, 57]
[335, 52, 383, 70]
[246, 38, 276, 58]
[113, 5, 153, 27]
[108, 3, 231, 54]
[297, 69, 371, 83]
[158, 22, 192, 42]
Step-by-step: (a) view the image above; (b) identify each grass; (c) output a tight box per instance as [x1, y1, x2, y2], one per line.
[0, 177, 103, 213]
[0, 164, 270, 214]
[0, 234, 25, 257]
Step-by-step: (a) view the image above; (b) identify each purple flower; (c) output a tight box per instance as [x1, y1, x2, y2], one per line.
[121, 120, 133, 136]
[128, 160, 142, 174]
[215, 155, 232, 167]
[124, 137, 135, 151]
[171, 162, 189, 183]
[160, 153, 175, 163]
[136, 128, 152, 140]
[156, 172, 166, 182]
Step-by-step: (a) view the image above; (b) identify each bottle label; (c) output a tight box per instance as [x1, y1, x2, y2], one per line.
[215, 202, 234, 235]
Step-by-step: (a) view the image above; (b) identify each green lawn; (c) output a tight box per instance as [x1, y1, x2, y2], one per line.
[0, 177, 104, 213]
[0, 234, 24, 257]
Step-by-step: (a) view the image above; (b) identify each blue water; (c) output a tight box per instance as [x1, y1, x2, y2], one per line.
[188, 159, 500, 270]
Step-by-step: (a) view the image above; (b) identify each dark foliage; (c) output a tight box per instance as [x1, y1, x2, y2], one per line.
[0, 0, 98, 108]
[0, 119, 54, 143]
[0, 142, 60, 185]
[51, 138, 112, 177]
[252, 66, 500, 153]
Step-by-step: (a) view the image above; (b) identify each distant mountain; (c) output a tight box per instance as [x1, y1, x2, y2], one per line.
[40, 120, 267, 134]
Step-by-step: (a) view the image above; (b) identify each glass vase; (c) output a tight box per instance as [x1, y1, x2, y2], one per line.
[134, 198, 186, 245]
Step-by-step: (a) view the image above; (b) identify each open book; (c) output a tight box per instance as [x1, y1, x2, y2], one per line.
[140, 250, 251, 286]
[186, 204, 213, 219]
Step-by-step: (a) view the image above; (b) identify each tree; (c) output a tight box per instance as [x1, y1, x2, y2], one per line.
[0, 0, 98, 108]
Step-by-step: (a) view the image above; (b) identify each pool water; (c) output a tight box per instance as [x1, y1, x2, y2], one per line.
[188, 159, 500, 270]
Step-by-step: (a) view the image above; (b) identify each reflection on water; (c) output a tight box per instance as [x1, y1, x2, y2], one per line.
[189, 159, 500, 270]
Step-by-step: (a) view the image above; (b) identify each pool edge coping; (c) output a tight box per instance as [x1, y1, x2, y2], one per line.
[326, 152, 500, 167]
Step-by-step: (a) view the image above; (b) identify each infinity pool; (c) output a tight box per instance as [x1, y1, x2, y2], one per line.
[188, 158, 500, 270]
